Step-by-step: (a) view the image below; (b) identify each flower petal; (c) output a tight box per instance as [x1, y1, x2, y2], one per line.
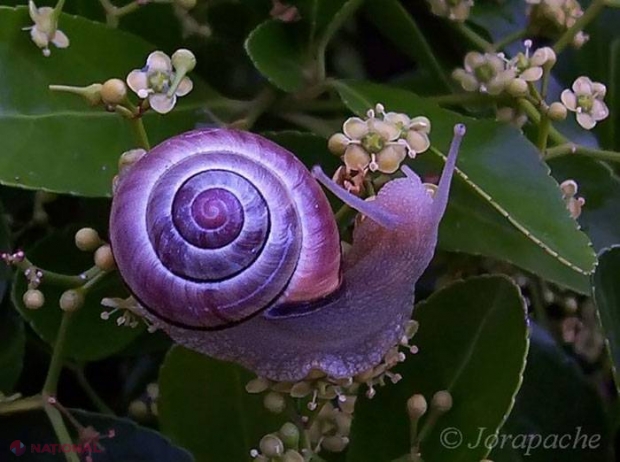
[592, 82, 607, 99]
[576, 112, 596, 130]
[30, 27, 48, 48]
[371, 120, 400, 141]
[149, 93, 177, 114]
[126, 70, 148, 95]
[175, 76, 193, 97]
[560, 90, 577, 111]
[146, 51, 172, 73]
[343, 144, 370, 171]
[51, 29, 69, 49]
[520, 66, 543, 82]
[343, 117, 369, 140]
[592, 100, 609, 121]
[464, 51, 484, 71]
[406, 131, 430, 155]
[376, 145, 407, 174]
[572, 76, 592, 95]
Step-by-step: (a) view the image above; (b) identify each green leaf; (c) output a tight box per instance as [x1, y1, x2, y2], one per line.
[333, 80, 596, 292]
[159, 346, 286, 462]
[549, 156, 620, 251]
[347, 275, 529, 462]
[593, 246, 620, 393]
[363, 0, 452, 92]
[264, 130, 340, 171]
[0, 6, 225, 198]
[0, 408, 193, 462]
[0, 299, 25, 394]
[12, 228, 143, 362]
[245, 20, 308, 92]
[490, 324, 612, 462]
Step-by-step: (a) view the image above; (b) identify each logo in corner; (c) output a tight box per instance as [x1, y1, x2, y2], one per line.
[9, 440, 26, 456]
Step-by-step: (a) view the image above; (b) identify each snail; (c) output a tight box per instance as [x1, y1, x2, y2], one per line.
[109, 125, 465, 382]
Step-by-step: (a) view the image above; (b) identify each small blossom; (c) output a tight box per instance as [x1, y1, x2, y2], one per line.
[126, 51, 194, 114]
[560, 77, 609, 129]
[453, 52, 515, 95]
[24, 0, 69, 57]
[427, 0, 474, 22]
[560, 179, 585, 219]
[508, 40, 556, 84]
[526, 0, 588, 48]
[327, 104, 431, 174]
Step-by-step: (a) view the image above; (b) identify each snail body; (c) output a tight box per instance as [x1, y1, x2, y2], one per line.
[110, 126, 464, 381]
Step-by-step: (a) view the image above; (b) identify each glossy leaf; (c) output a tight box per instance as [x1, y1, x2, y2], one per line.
[347, 275, 529, 462]
[333, 80, 596, 292]
[592, 246, 620, 393]
[549, 156, 620, 251]
[0, 408, 193, 462]
[245, 19, 308, 92]
[158, 346, 286, 462]
[490, 324, 612, 462]
[363, 0, 452, 92]
[0, 6, 225, 197]
[12, 229, 143, 361]
[0, 299, 25, 394]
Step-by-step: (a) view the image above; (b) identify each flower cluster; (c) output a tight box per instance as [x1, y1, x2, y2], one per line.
[560, 76, 609, 130]
[526, 0, 588, 48]
[426, 0, 474, 22]
[560, 179, 585, 219]
[126, 50, 195, 114]
[328, 104, 431, 177]
[452, 52, 516, 95]
[25, 0, 69, 56]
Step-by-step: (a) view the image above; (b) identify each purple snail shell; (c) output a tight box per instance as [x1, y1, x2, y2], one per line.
[110, 126, 464, 381]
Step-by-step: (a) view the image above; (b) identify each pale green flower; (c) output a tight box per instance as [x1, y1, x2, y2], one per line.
[560, 77, 609, 130]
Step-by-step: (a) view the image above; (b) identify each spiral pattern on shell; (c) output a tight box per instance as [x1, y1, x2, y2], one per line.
[110, 129, 341, 330]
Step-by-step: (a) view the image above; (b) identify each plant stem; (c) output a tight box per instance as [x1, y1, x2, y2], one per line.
[43, 311, 73, 395]
[44, 403, 80, 462]
[130, 117, 151, 150]
[12, 258, 96, 288]
[553, 0, 606, 54]
[492, 29, 528, 51]
[545, 143, 620, 162]
[454, 23, 494, 52]
[537, 114, 551, 152]
[0, 395, 44, 416]
[239, 87, 277, 130]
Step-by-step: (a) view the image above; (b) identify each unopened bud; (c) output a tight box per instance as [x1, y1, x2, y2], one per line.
[328, 133, 349, 155]
[506, 78, 528, 97]
[75, 228, 101, 252]
[259, 434, 284, 458]
[101, 78, 128, 105]
[279, 422, 300, 449]
[23, 289, 45, 310]
[245, 377, 270, 394]
[547, 102, 567, 121]
[407, 394, 428, 419]
[171, 49, 197, 73]
[321, 435, 349, 453]
[59, 289, 85, 312]
[128, 400, 149, 419]
[431, 390, 453, 413]
[263, 392, 286, 414]
[94, 245, 115, 271]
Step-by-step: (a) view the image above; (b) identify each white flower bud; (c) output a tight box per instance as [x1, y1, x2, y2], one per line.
[75, 228, 101, 252]
[94, 245, 116, 271]
[547, 102, 567, 121]
[431, 390, 453, 413]
[59, 289, 85, 312]
[259, 434, 284, 457]
[263, 392, 286, 414]
[171, 49, 197, 73]
[101, 78, 128, 105]
[327, 133, 349, 155]
[23, 289, 45, 310]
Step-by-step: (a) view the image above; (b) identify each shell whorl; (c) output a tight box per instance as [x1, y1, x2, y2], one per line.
[110, 129, 341, 330]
